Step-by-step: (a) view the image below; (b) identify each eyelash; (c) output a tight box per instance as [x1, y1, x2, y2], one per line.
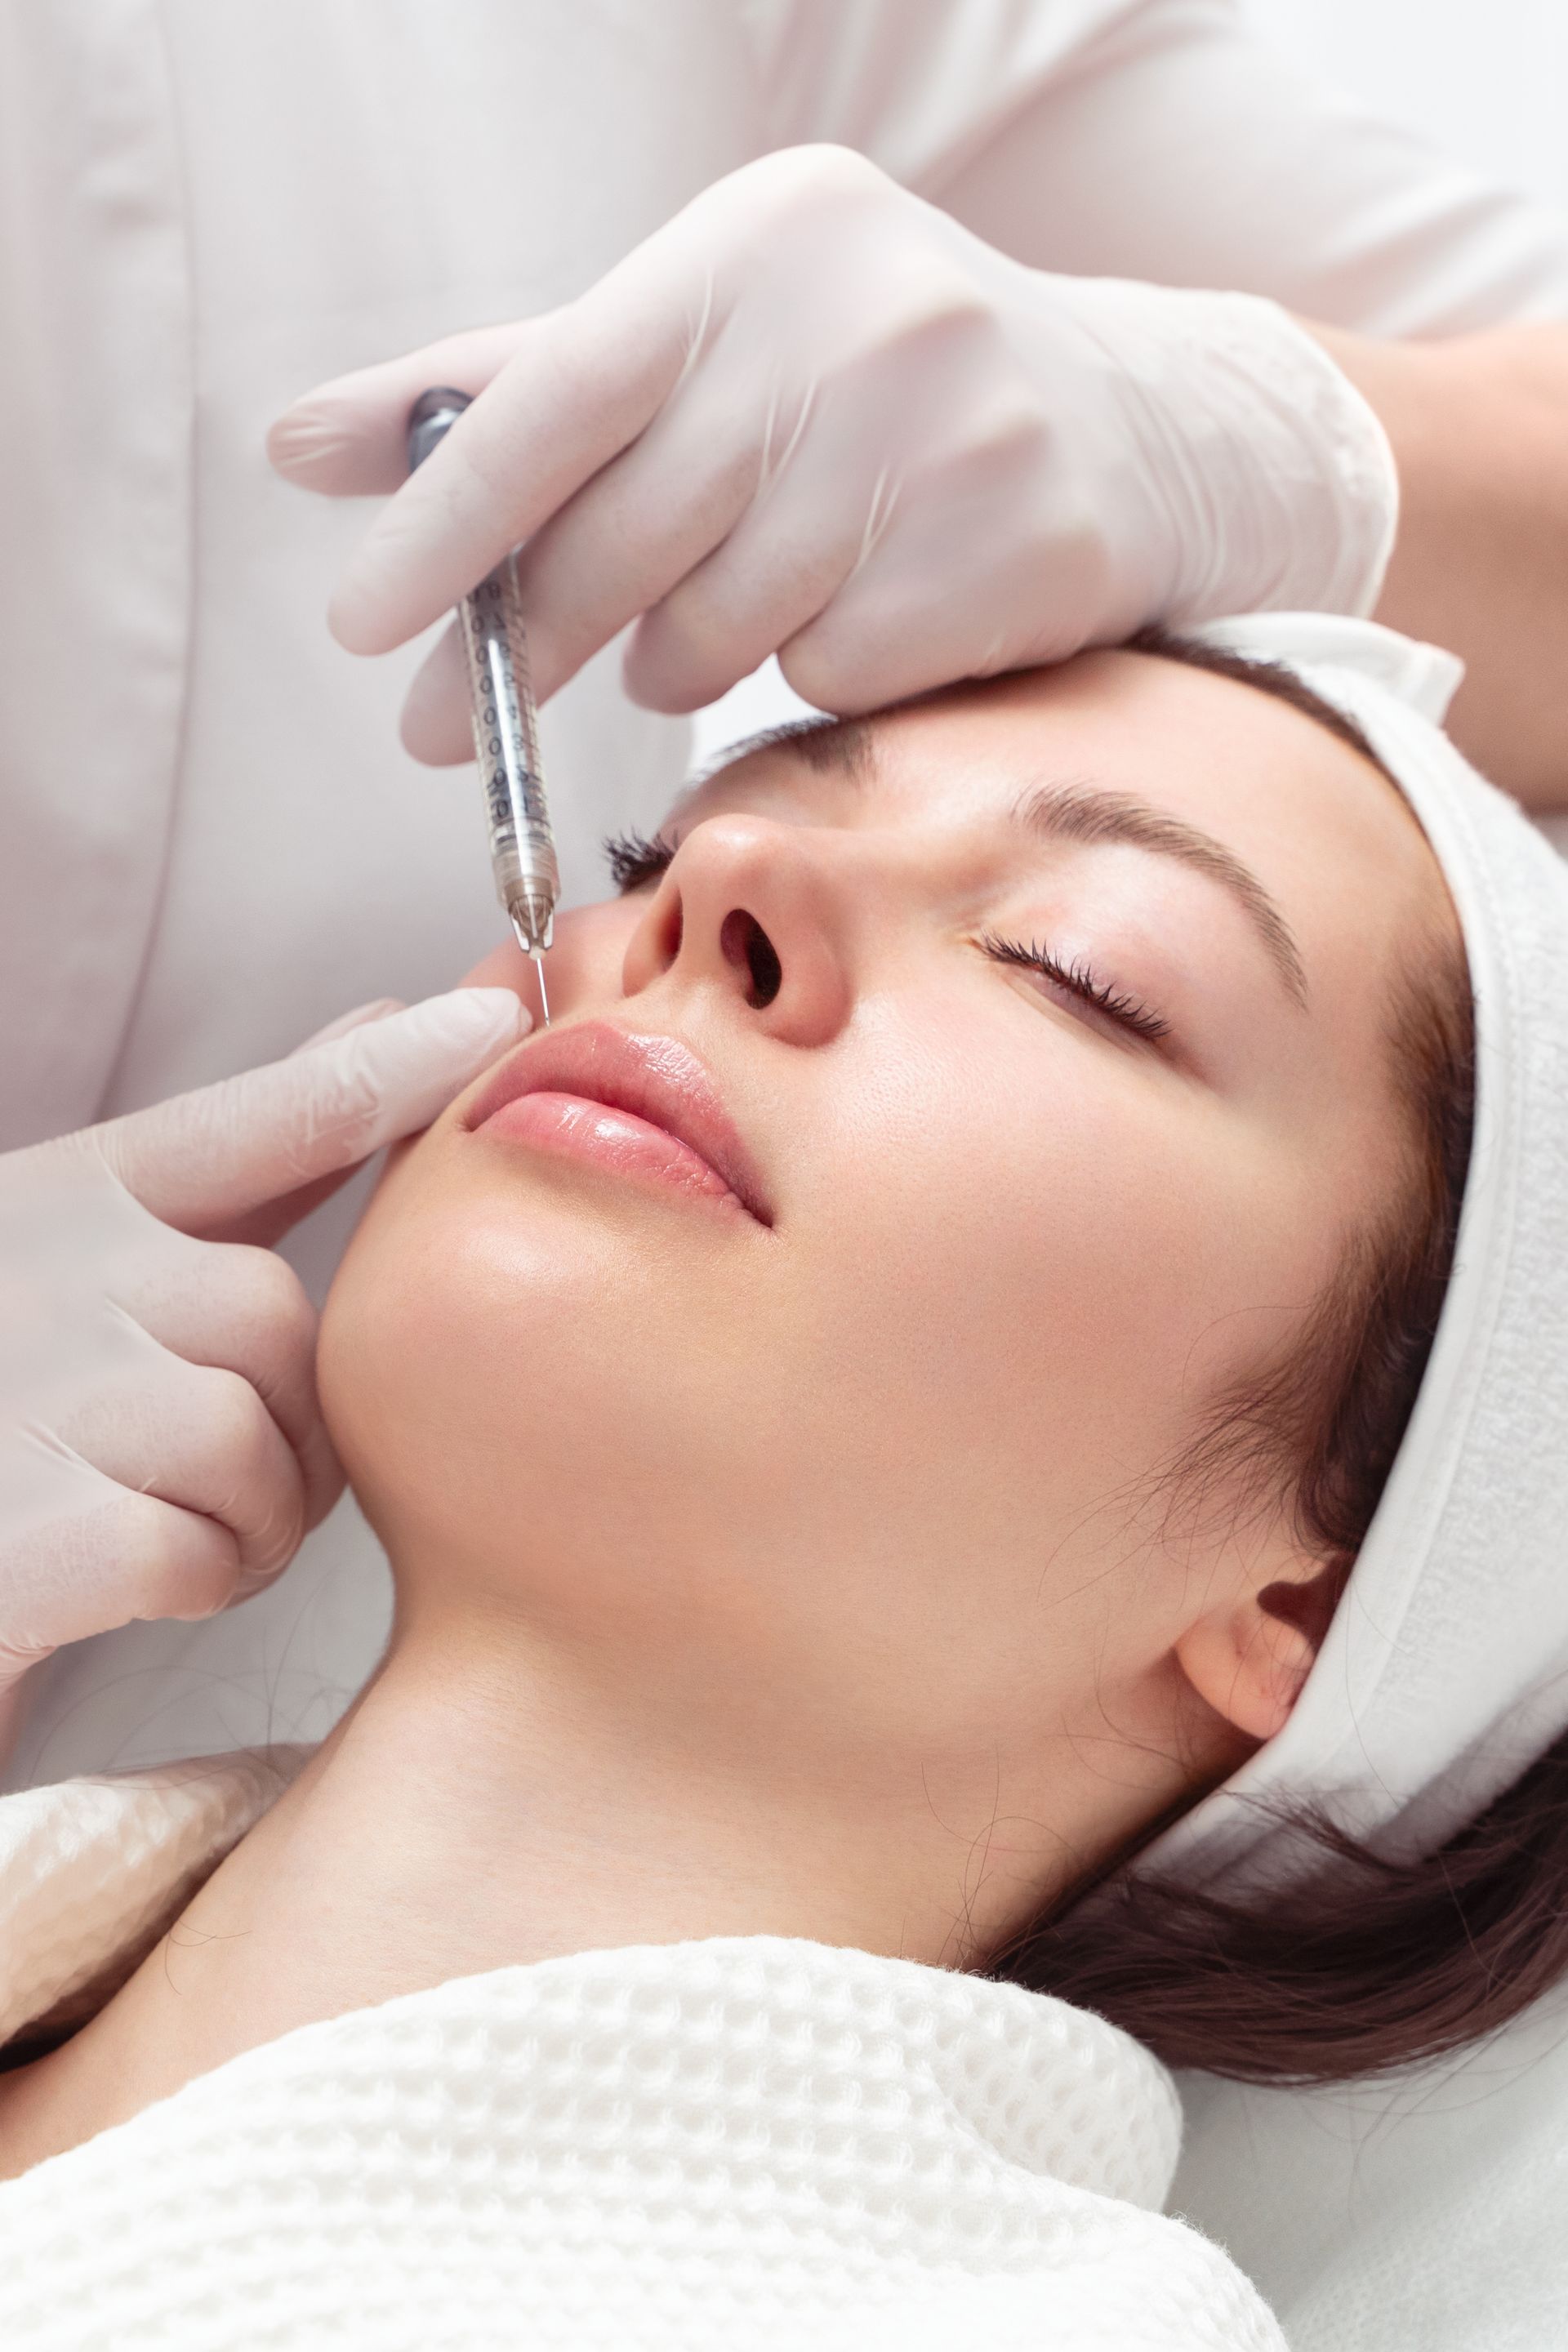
[604, 828, 677, 892]
[980, 932, 1172, 1045]
[603, 831, 1169, 1046]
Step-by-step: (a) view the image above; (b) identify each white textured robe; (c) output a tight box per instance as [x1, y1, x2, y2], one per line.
[0, 1751, 1285, 2349]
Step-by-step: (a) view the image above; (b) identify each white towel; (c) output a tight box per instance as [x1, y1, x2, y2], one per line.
[1140, 613, 1568, 1888]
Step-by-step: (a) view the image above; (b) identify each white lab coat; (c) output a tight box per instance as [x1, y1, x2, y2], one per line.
[3, 15, 1568, 2340]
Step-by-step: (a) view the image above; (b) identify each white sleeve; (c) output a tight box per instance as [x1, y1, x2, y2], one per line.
[744, 0, 1568, 334]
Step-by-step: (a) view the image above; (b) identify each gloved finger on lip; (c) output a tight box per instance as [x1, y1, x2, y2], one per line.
[94, 988, 528, 1235]
[288, 999, 404, 1055]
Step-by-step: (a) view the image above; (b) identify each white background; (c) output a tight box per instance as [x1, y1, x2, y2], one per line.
[1243, 0, 1568, 213]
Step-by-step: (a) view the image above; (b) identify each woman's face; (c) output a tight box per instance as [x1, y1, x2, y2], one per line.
[320, 649, 1451, 1895]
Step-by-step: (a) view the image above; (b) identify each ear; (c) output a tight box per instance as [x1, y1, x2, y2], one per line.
[1172, 1553, 1347, 1744]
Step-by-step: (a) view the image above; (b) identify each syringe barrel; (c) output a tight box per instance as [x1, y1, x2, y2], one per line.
[457, 553, 559, 944]
[405, 385, 559, 956]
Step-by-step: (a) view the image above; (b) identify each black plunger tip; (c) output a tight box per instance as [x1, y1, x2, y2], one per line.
[406, 385, 474, 473]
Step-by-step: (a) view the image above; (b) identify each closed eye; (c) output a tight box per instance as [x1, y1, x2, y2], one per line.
[604, 828, 678, 893]
[604, 834, 1172, 1048]
[981, 931, 1172, 1046]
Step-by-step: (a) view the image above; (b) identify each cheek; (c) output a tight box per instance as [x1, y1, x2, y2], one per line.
[315, 1149, 449, 1556]
[795, 998, 1340, 1517]
[317, 1143, 568, 1577]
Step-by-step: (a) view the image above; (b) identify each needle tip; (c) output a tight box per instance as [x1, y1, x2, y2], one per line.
[533, 951, 550, 1027]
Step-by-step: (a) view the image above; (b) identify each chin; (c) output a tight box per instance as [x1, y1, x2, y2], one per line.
[314, 1124, 783, 1637]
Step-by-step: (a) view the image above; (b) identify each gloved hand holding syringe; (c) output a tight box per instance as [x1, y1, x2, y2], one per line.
[406, 388, 559, 1024]
[273, 147, 1395, 760]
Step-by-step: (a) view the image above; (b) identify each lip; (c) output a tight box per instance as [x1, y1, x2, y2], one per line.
[463, 1020, 773, 1226]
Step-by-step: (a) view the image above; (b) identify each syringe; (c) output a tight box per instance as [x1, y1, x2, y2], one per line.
[405, 385, 559, 1022]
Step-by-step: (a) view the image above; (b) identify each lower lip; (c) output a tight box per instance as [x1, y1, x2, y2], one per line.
[479, 1091, 748, 1215]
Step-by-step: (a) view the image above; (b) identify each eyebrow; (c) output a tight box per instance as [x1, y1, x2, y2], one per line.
[705, 718, 1307, 1007]
[1014, 781, 1308, 1008]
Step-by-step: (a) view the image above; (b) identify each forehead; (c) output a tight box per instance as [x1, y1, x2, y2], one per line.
[684, 650, 1450, 963]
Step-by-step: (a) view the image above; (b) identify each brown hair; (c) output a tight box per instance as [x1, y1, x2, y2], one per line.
[979, 630, 1568, 2088]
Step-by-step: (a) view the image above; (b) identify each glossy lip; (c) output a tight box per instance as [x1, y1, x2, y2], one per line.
[462, 1020, 774, 1227]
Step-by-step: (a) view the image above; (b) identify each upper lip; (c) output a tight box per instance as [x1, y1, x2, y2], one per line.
[462, 1019, 774, 1225]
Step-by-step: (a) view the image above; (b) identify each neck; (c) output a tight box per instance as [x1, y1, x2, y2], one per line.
[235, 1610, 990, 1990]
[0, 1601, 1114, 2176]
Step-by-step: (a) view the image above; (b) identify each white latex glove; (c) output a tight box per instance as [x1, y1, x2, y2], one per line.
[268, 145, 1396, 755]
[0, 987, 527, 1740]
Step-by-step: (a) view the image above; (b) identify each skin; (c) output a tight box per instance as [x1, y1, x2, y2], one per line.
[1311, 320, 1568, 811]
[0, 649, 1457, 2176]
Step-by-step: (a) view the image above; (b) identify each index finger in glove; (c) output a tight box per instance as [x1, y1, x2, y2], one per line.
[310, 234, 703, 657]
[93, 987, 527, 1240]
[266, 323, 533, 495]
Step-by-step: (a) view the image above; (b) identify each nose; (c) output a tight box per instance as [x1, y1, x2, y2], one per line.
[619, 814, 857, 1047]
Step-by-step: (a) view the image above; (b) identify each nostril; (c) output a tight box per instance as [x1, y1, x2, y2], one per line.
[747, 925, 782, 1008]
[719, 909, 783, 1009]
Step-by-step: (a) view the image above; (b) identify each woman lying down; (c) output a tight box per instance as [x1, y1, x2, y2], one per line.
[0, 612, 1565, 2350]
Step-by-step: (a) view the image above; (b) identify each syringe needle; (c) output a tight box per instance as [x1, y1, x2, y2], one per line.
[533, 952, 550, 1028]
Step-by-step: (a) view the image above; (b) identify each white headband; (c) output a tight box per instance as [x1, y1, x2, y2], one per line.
[699, 621, 1568, 1897]
[1138, 613, 1568, 1894]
